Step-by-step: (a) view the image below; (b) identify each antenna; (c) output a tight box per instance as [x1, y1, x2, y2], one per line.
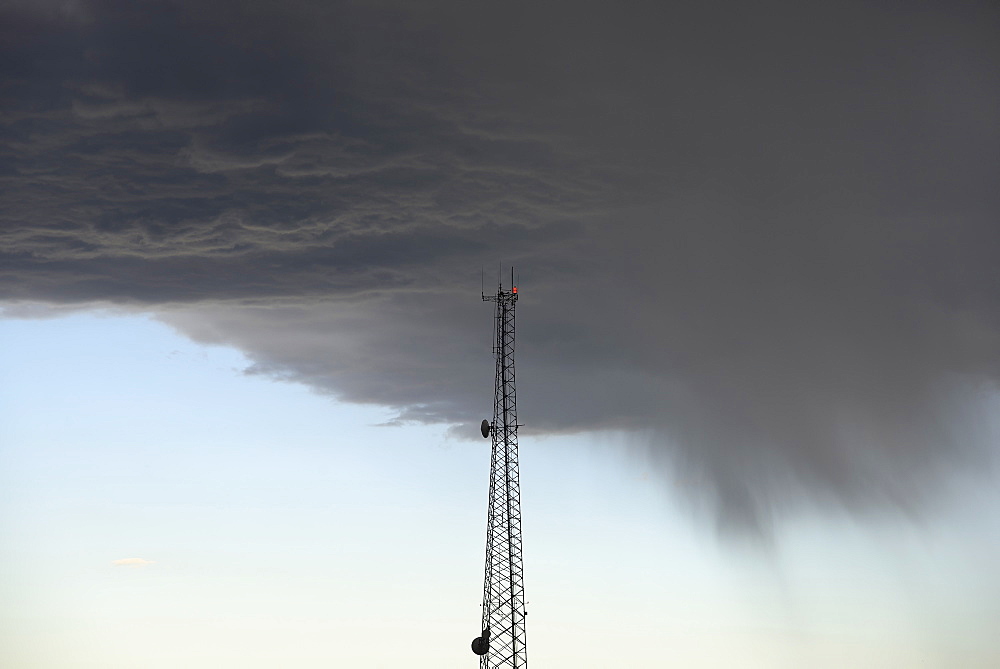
[471, 269, 527, 668]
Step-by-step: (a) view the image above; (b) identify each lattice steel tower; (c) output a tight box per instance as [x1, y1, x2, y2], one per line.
[471, 270, 527, 669]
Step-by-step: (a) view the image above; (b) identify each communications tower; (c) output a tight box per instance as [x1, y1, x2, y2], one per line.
[471, 271, 527, 669]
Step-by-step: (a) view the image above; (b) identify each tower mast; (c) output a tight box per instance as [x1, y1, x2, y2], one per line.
[471, 270, 527, 668]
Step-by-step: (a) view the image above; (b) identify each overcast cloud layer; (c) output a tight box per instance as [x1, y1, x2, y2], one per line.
[3, 0, 999, 533]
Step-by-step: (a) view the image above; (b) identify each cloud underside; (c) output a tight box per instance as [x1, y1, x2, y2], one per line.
[3, 0, 999, 534]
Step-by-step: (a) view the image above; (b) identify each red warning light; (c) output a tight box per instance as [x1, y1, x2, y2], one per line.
[512, 286, 518, 294]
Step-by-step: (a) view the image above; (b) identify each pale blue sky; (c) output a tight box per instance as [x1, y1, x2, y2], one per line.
[2, 311, 998, 668]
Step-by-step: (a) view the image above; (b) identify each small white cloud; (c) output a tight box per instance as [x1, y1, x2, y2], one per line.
[112, 558, 155, 567]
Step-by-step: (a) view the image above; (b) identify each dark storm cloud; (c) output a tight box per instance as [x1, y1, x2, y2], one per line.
[1, 0, 604, 301]
[3, 0, 999, 534]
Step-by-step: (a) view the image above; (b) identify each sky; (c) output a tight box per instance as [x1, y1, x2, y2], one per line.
[1, 0, 999, 666]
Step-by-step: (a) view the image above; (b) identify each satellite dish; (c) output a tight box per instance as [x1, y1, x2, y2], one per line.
[481, 419, 491, 439]
[471, 627, 491, 655]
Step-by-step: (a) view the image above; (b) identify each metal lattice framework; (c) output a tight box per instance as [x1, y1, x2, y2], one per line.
[472, 278, 527, 669]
